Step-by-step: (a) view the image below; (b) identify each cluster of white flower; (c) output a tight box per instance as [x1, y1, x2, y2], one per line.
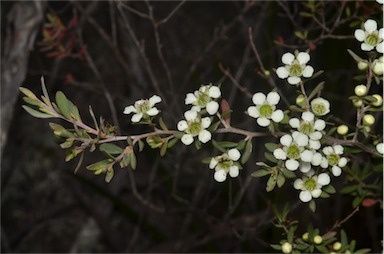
[177, 84, 221, 146]
[209, 148, 241, 182]
[247, 91, 284, 127]
[354, 19, 383, 53]
[123, 95, 162, 122]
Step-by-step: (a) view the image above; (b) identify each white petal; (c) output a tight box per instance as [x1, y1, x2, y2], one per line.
[309, 140, 321, 150]
[181, 134, 194, 145]
[332, 166, 342, 177]
[206, 101, 219, 115]
[247, 106, 259, 118]
[191, 106, 201, 112]
[302, 111, 314, 122]
[280, 134, 293, 147]
[276, 67, 289, 79]
[334, 145, 344, 154]
[257, 117, 270, 127]
[177, 120, 188, 131]
[198, 130, 212, 143]
[185, 93, 197, 105]
[376, 143, 384, 154]
[318, 173, 330, 186]
[311, 189, 322, 198]
[364, 19, 377, 33]
[201, 117, 211, 129]
[305, 169, 315, 177]
[354, 29, 365, 41]
[302, 65, 314, 78]
[338, 157, 347, 167]
[361, 43, 374, 51]
[311, 153, 322, 166]
[297, 52, 310, 65]
[309, 132, 322, 141]
[209, 158, 218, 169]
[286, 159, 299, 171]
[376, 42, 383, 53]
[229, 166, 239, 178]
[314, 119, 326, 130]
[271, 110, 284, 123]
[289, 118, 300, 128]
[123, 105, 136, 114]
[131, 113, 143, 122]
[252, 92, 266, 105]
[288, 76, 301, 85]
[299, 191, 312, 202]
[147, 107, 159, 116]
[282, 52, 295, 64]
[379, 28, 384, 38]
[322, 146, 332, 155]
[294, 132, 309, 147]
[300, 162, 311, 173]
[184, 110, 197, 121]
[228, 148, 241, 161]
[266, 92, 280, 105]
[149, 95, 162, 106]
[214, 170, 227, 182]
[301, 150, 313, 162]
[293, 179, 304, 189]
[273, 148, 287, 160]
[208, 86, 221, 98]
[320, 157, 329, 168]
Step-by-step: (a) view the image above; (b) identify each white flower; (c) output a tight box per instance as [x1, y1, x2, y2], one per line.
[310, 97, 330, 116]
[322, 145, 348, 176]
[209, 148, 241, 182]
[177, 110, 212, 145]
[273, 131, 311, 171]
[247, 91, 284, 127]
[376, 143, 383, 154]
[185, 85, 221, 115]
[289, 111, 325, 150]
[276, 51, 314, 85]
[293, 172, 331, 202]
[123, 95, 162, 122]
[354, 19, 384, 53]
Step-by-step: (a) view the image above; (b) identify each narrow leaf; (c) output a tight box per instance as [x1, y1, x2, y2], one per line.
[100, 143, 124, 155]
[241, 139, 253, 164]
[159, 117, 168, 130]
[105, 168, 114, 183]
[160, 140, 168, 156]
[308, 81, 325, 101]
[130, 152, 137, 169]
[251, 169, 270, 178]
[19, 87, 38, 99]
[22, 105, 53, 118]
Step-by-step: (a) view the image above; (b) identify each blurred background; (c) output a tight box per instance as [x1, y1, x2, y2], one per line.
[1, 1, 382, 252]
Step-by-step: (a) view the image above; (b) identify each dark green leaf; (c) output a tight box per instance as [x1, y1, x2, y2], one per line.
[315, 245, 329, 253]
[86, 159, 113, 171]
[308, 81, 324, 101]
[265, 143, 278, 153]
[22, 97, 43, 107]
[340, 229, 348, 247]
[287, 225, 296, 243]
[323, 184, 336, 194]
[280, 167, 296, 178]
[105, 168, 114, 183]
[241, 139, 253, 164]
[352, 196, 363, 207]
[309, 200, 316, 212]
[251, 169, 270, 178]
[100, 143, 124, 155]
[347, 49, 365, 62]
[212, 139, 226, 153]
[340, 185, 358, 194]
[276, 173, 285, 188]
[320, 192, 330, 198]
[138, 140, 145, 152]
[159, 117, 168, 130]
[236, 140, 246, 150]
[160, 140, 168, 156]
[130, 152, 137, 169]
[167, 137, 179, 148]
[22, 105, 53, 118]
[218, 141, 239, 148]
[266, 176, 276, 192]
[55, 91, 73, 119]
[355, 248, 371, 254]
[265, 152, 278, 163]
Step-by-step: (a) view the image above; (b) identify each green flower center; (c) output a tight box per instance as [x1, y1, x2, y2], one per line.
[216, 154, 233, 170]
[299, 122, 314, 135]
[136, 100, 150, 113]
[304, 178, 317, 191]
[259, 104, 274, 118]
[289, 62, 303, 77]
[197, 92, 211, 107]
[187, 120, 202, 136]
[327, 154, 339, 166]
[365, 33, 380, 46]
[312, 103, 326, 115]
[286, 144, 301, 159]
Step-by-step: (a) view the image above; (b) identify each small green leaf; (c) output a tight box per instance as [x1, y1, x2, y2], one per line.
[86, 159, 113, 171]
[241, 139, 253, 164]
[22, 97, 43, 107]
[218, 141, 239, 148]
[22, 105, 53, 118]
[19, 87, 38, 99]
[105, 168, 114, 183]
[309, 200, 316, 212]
[251, 169, 270, 178]
[276, 173, 285, 188]
[266, 176, 276, 192]
[320, 192, 330, 198]
[130, 152, 137, 169]
[322, 231, 337, 241]
[340, 185, 358, 194]
[265, 143, 278, 153]
[167, 137, 179, 148]
[347, 49, 365, 62]
[60, 139, 74, 149]
[280, 167, 296, 178]
[287, 225, 296, 243]
[212, 139, 226, 153]
[308, 81, 325, 101]
[265, 152, 278, 163]
[340, 229, 348, 247]
[236, 140, 246, 150]
[138, 140, 145, 152]
[323, 184, 336, 194]
[355, 248, 371, 254]
[352, 196, 363, 207]
[315, 245, 329, 253]
[55, 91, 75, 119]
[159, 117, 168, 130]
[100, 143, 124, 155]
[160, 140, 168, 156]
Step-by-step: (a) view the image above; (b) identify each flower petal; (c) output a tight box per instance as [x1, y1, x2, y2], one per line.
[184, 110, 197, 121]
[123, 105, 136, 114]
[131, 113, 143, 122]
[289, 118, 300, 128]
[214, 169, 227, 182]
[309, 132, 322, 141]
[302, 66, 314, 78]
[297, 52, 310, 65]
[332, 166, 342, 177]
[302, 111, 314, 122]
[273, 148, 287, 160]
[309, 140, 321, 150]
[314, 119, 326, 130]
[301, 150, 313, 162]
[177, 120, 188, 131]
[293, 178, 304, 189]
[209, 158, 218, 169]
[318, 173, 330, 186]
[287, 76, 301, 85]
[198, 130, 212, 143]
[228, 148, 241, 161]
[299, 190, 312, 202]
[300, 162, 311, 173]
[206, 101, 219, 115]
[311, 189, 322, 198]
[247, 106, 259, 118]
[201, 117, 211, 129]
[338, 157, 347, 167]
[147, 107, 159, 116]
[361, 43, 374, 51]
[282, 52, 295, 64]
[334, 145, 344, 154]
[181, 134, 194, 145]
[208, 86, 221, 98]
[276, 67, 289, 79]
[354, 29, 365, 42]
[229, 166, 239, 178]
[364, 19, 377, 33]
[271, 110, 284, 123]
[149, 95, 162, 106]
[280, 134, 293, 147]
[185, 93, 197, 105]
[267, 92, 280, 105]
[376, 42, 383, 53]
[257, 117, 270, 127]
[286, 159, 299, 171]
[252, 92, 266, 105]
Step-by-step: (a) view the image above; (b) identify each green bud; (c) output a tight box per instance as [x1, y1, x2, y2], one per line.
[313, 235, 323, 244]
[363, 114, 375, 126]
[371, 94, 383, 107]
[354, 85, 368, 97]
[337, 125, 349, 135]
[357, 61, 368, 70]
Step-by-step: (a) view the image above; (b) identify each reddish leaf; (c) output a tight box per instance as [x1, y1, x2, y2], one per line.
[362, 198, 378, 207]
[221, 98, 231, 126]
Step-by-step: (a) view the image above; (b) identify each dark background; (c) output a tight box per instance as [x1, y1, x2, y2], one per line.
[1, 1, 382, 253]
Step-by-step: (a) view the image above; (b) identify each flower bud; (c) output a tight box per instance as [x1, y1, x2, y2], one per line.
[376, 143, 383, 154]
[296, 94, 306, 108]
[354, 85, 368, 97]
[352, 98, 363, 107]
[357, 61, 368, 70]
[264, 70, 271, 77]
[363, 114, 375, 126]
[302, 232, 309, 241]
[313, 235, 323, 244]
[371, 94, 383, 107]
[373, 57, 383, 76]
[337, 125, 349, 135]
[333, 242, 342, 251]
[281, 242, 293, 254]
